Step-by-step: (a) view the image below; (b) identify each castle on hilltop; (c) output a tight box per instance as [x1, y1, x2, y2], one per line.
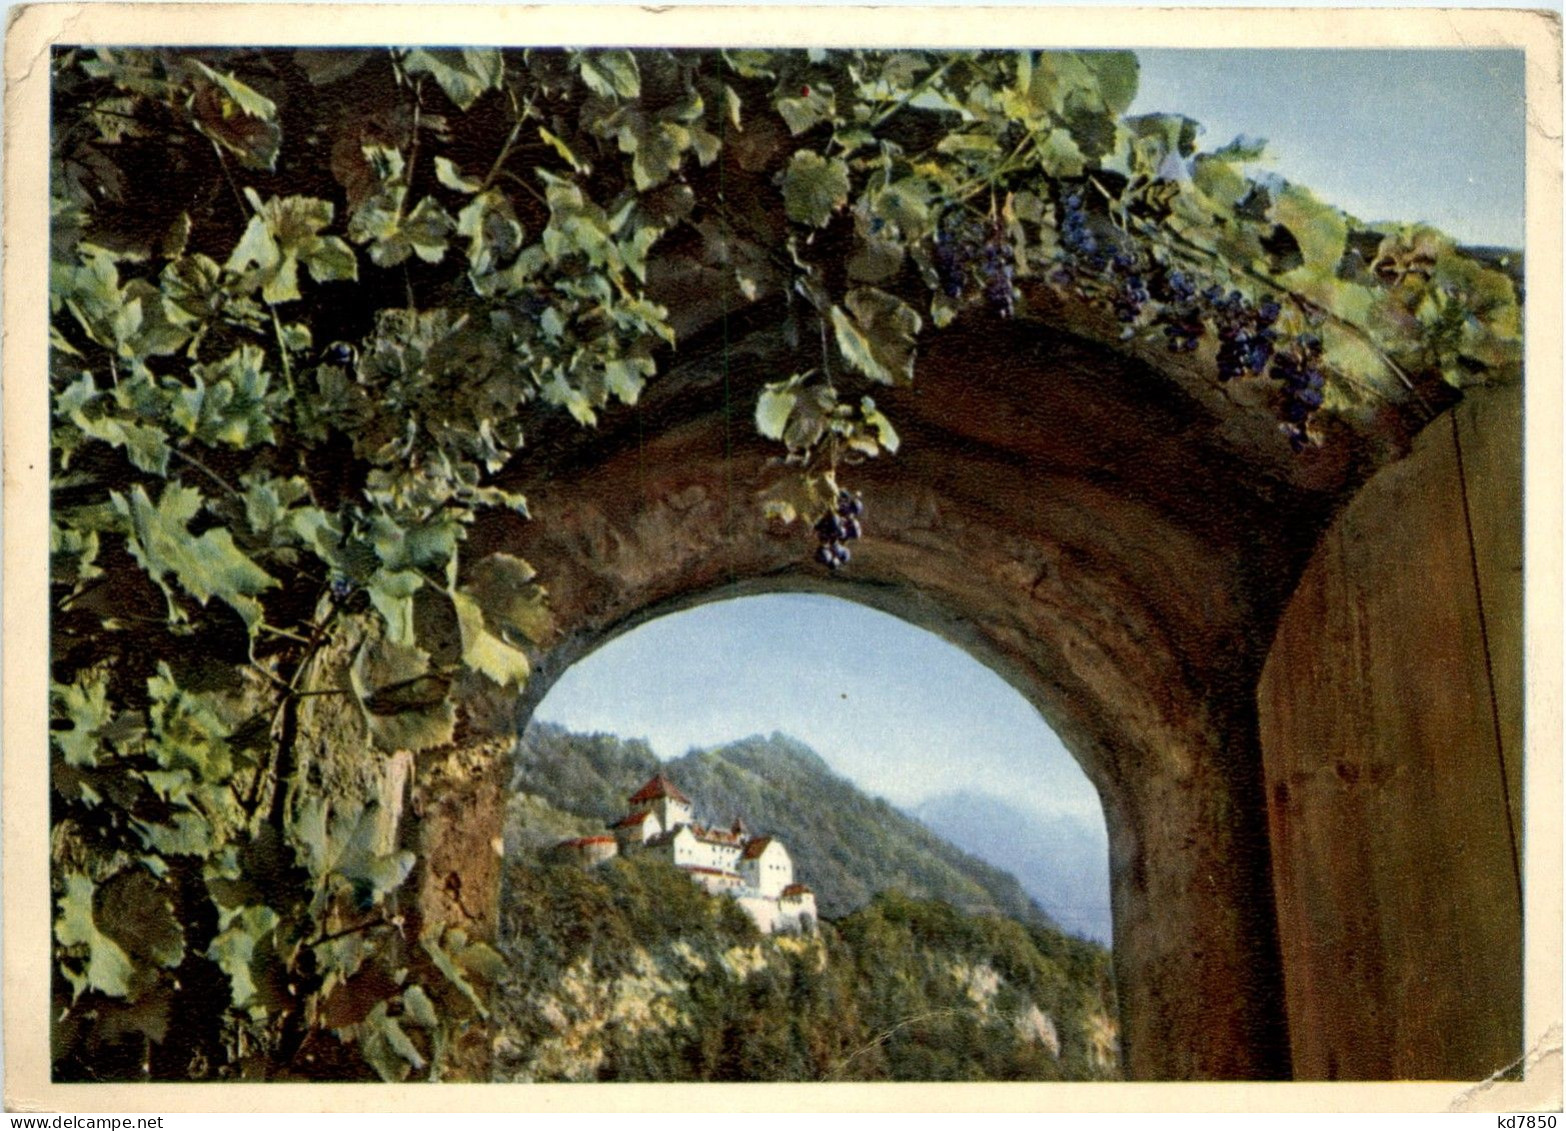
[550, 774, 818, 934]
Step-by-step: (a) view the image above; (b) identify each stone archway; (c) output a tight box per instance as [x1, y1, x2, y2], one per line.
[421, 301, 1412, 1081]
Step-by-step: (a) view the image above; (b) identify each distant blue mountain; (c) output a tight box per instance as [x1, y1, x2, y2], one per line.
[914, 791, 1113, 944]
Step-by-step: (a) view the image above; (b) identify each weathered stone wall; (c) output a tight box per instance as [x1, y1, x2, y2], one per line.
[1257, 385, 1523, 1079]
[477, 314, 1341, 1079]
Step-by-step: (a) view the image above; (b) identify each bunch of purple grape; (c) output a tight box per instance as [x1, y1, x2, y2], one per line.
[1269, 335, 1326, 450]
[933, 223, 972, 299]
[1151, 269, 1203, 352]
[1210, 289, 1281, 382]
[934, 217, 1017, 317]
[814, 489, 864, 570]
[981, 232, 1017, 318]
[1060, 191, 1099, 263]
[1108, 251, 1150, 329]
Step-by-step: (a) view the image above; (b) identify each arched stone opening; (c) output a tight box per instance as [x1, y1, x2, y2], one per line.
[438, 308, 1387, 1080]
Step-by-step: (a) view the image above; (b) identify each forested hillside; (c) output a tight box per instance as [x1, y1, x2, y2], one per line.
[513, 722, 1053, 922]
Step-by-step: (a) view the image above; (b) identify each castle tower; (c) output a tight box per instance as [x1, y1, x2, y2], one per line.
[627, 773, 694, 832]
[739, 836, 793, 898]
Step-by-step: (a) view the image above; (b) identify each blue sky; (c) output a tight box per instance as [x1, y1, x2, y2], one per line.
[534, 49, 1527, 835]
[1129, 50, 1526, 247]
[536, 593, 1105, 822]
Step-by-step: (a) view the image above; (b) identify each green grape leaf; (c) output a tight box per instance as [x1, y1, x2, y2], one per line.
[421, 927, 494, 1019]
[860, 395, 900, 454]
[189, 60, 276, 120]
[207, 905, 280, 1011]
[847, 233, 904, 284]
[225, 214, 280, 277]
[55, 873, 136, 999]
[95, 868, 185, 968]
[1192, 154, 1247, 211]
[357, 1001, 426, 1082]
[134, 811, 215, 857]
[755, 381, 799, 441]
[329, 801, 416, 902]
[305, 237, 358, 284]
[176, 344, 277, 449]
[782, 150, 850, 228]
[603, 356, 653, 405]
[50, 521, 103, 592]
[401, 48, 504, 110]
[227, 193, 356, 300]
[541, 373, 597, 427]
[576, 50, 641, 100]
[369, 513, 460, 574]
[1272, 184, 1349, 279]
[147, 662, 236, 783]
[455, 190, 523, 278]
[722, 49, 776, 79]
[611, 113, 691, 191]
[1080, 50, 1140, 117]
[403, 197, 456, 265]
[451, 588, 531, 687]
[402, 984, 439, 1029]
[830, 287, 922, 386]
[462, 553, 554, 645]
[775, 87, 834, 136]
[538, 127, 588, 174]
[350, 190, 455, 268]
[280, 322, 313, 352]
[366, 568, 424, 647]
[55, 373, 173, 475]
[435, 156, 484, 194]
[187, 61, 281, 170]
[112, 483, 278, 629]
[350, 637, 456, 753]
[873, 177, 932, 242]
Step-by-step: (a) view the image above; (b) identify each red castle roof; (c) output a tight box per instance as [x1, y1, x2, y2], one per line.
[628, 774, 691, 806]
[559, 836, 616, 848]
[740, 836, 775, 860]
[781, 883, 812, 898]
[611, 810, 654, 829]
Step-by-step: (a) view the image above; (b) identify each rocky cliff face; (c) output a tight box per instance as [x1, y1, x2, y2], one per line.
[493, 854, 1120, 1082]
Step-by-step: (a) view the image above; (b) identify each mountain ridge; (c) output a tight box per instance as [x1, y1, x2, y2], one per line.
[512, 722, 1055, 925]
[914, 789, 1114, 944]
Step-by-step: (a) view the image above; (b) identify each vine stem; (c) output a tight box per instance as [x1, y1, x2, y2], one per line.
[305, 911, 393, 949]
[481, 90, 528, 191]
[171, 447, 242, 499]
[498, 168, 549, 208]
[1146, 221, 1434, 417]
[950, 130, 1036, 203]
[211, 140, 249, 222]
[867, 58, 954, 130]
[268, 306, 296, 397]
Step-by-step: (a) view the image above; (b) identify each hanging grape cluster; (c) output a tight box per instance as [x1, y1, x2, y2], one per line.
[1047, 185, 1333, 448]
[1269, 335, 1328, 451]
[933, 216, 1016, 318]
[814, 490, 864, 571]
